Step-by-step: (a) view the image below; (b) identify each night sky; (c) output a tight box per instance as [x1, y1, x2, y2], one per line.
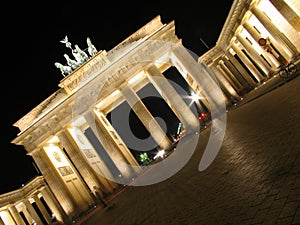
[1, 1, 234, 194]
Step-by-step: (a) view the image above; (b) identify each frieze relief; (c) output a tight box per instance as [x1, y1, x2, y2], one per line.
[20, 42, 168, 151]
[21, 104, 74, 151]
[61, 16, 166, 95]
[75, 40, 166, 103]
[59, 52, 110, 94]
[14, 89, 67, 132]
[15, 21, 179, 152]
[14, 19, 175, 135]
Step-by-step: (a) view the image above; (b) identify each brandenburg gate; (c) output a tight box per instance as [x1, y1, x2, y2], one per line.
[8, 15, 224, 224]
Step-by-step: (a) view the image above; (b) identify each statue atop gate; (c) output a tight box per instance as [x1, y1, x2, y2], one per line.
[55, 35, 99, 77]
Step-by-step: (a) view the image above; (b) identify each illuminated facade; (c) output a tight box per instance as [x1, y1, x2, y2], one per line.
[200, 0, 299, 103]
[1, 0, 299, 224]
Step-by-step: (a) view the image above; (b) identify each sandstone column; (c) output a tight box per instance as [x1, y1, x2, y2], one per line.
[231, 44, 264, 83]
[269, 0, 300, 32]
[120, 83, 172, 150]
[146, 64, 199, 133]
[8, 205, 26, 225]
[32, 195, 52, 224]
[235, 33, 272, 76]
[251, 6, 298, 61]
[31, 150, 79, 218]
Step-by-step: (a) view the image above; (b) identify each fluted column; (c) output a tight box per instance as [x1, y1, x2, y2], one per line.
[251, 6, 298, 60]
[170, 45, 226, 115]
[84, 110, 134, 183]
[40, 186, 70, 224]
[269, 0, 300, 32]
[20, 209, 32, 225]
[120, 83, 172, 150]
[236, 33, 271, 76]
[31, 150, 79, 218]
[242, 21, 278, 68]
[221, 55, 250, 90]
[211, 63, 240, 101]
[231, 44, 264, 83]
[146, 64, 199, 133]
[8, 205, 25, 225]
[32, 195, 52, 224]
[225, 52, 257, 88]
[57, 130, 109, 197]
[93, 110, 142, 173]
[23, 199, 43, 225]
[218, 60, 244, 93]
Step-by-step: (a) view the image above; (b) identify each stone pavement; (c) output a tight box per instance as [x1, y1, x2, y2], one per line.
[75, 74, 300, 225]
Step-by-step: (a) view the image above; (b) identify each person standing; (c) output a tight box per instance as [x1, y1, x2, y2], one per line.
[93, 186, 108, 208]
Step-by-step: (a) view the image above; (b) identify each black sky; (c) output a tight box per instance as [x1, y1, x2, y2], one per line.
[1, 1, 234, 194]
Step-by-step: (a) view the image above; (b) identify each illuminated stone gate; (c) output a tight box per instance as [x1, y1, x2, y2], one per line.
[3, 0, 299, 224]
[8, 15, 223, 224]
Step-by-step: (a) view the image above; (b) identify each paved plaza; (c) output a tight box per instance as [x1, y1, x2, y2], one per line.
[75, 74, 300, 225]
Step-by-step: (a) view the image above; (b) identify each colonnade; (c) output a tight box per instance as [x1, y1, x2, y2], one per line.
[3, 1, 300, 224]
[7, 14, 224, 224]
[0, 178, 65, 225]
[202, 0, 300, 104]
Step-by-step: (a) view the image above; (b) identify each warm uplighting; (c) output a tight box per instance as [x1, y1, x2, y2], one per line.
[128, 71, 145, 85]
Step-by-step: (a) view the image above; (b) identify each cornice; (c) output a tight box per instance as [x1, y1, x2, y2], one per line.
[11, 18, 180, 153]
[0, 176, 45, 207]
[200, 0, 253, 63]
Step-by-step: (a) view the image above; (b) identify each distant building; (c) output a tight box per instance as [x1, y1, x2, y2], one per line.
[1, 0, 299, 224]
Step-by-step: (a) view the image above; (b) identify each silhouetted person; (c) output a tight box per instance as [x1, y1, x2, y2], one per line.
[93, 186, 108, 208]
